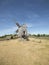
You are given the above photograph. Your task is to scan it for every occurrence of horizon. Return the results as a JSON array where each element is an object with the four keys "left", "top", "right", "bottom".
[
  {"left": 0, "top": 33, "right": 49, "bottom": 37},
  {"left": 0, "top": 0, "right": 49, "bottom": 36}
]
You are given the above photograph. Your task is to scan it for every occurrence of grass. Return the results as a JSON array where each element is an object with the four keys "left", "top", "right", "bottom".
[{"left": 0, "top": 38, "right": 49, "bottom": 65}]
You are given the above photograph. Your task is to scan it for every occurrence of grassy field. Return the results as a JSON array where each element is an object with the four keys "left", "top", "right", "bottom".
[{"left": 0, "top": 38, "right": 49, "bottom": 65}]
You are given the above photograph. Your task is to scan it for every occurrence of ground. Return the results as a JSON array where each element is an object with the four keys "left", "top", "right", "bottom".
[{"left": 0, "top": 38, "right": 49, "bottom": 65}]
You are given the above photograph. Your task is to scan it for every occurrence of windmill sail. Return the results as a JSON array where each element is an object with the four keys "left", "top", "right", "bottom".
[{"left": 16, "top": 23, "right": 21, "bottom": 28}]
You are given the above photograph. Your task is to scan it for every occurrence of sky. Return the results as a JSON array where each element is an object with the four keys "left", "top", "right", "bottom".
[{"left": 0, "top": 0, "right": 49, "bottom": 36}]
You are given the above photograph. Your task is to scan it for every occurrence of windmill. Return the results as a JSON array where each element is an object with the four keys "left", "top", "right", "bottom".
[{"left": 16, "top": 22, "right": 29, "bottom": 40}]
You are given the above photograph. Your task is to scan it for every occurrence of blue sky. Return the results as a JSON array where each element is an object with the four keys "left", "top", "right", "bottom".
[{"left": 0, "top": 0, "right": 49, "bottom": 36}]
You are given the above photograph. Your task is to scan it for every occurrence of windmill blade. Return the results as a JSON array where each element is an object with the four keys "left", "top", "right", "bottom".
[
  {"left": 16, "top": 22, "right": 21, "bottom": 28},
  {"left": 16, "top": 29, "right": 18, "bottom": 33}
]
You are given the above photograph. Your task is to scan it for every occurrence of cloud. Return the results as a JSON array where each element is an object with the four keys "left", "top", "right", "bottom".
[
  {"left": 33, "top": 14, "right": 40, "bottom": 18},
  {"left": 0, "top": 26, "right": 17, "bottom": 36},
  {"left": 26, "top": 23, "right": 33, "bottom": 28},
  {"left": 27, "top": 13, "right": 39, "bottom": 18}
]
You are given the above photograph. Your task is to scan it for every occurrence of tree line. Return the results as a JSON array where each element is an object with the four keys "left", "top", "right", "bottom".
[{"left": 0, "top": 34, "right": 49, "bottom": 38}]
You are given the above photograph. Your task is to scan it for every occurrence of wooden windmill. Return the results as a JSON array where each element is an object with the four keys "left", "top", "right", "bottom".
[{"left": 16, "top": 23, "right": 29, "bottom": 40}]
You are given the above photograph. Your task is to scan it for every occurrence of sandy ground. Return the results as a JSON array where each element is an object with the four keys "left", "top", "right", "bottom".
[{"left": 0, "top": 38, "right": 49, "bottom": 65}]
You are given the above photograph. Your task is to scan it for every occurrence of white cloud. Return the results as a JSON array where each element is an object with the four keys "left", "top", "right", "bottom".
[
  {"left": 26, "top": 13, "right": 40, "bottom": 19},
  {"left": 0, "top": 26, "right": 17, "bottom": 36},
  {"left": 26, "top": 23, "right": 33, "bottom": 28}
]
